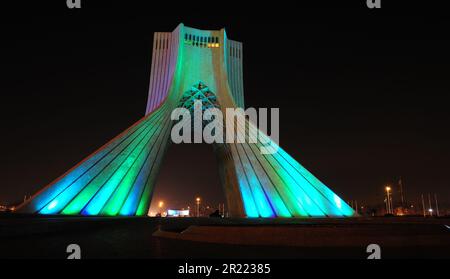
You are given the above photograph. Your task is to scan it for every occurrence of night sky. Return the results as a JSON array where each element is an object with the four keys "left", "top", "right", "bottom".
[{"left": 1, "top": 1, "right": 449, "bottom": 212}]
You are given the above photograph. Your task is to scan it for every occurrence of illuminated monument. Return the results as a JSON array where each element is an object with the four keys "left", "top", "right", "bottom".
[{"left": 17, "top": 24, "right": 355, "bottom": 218}]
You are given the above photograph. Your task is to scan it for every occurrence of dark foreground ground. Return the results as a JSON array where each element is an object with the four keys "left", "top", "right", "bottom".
[{"left": 0, "top": 213, "right": 449, "bottom": 259}]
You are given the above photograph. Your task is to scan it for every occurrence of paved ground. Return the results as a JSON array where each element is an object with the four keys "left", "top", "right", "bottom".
[{"left": 0, "top": 214, "right": 449, "bottom": 259}]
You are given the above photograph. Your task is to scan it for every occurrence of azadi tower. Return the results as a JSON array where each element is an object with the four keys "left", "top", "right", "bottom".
[{"left": 17, "top": 24, "right": 355, "bottom": 218}]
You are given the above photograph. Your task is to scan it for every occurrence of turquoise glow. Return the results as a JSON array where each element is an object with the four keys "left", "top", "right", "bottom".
[
  {"left": 81, "top": 115, "right": 166, "bottom": 215},
  {"left": 246, "top": 142, "right": 310, "bottom": 217},
  {"left": 232, "top": 113, "right": 355, "bottom": 217},
  {"left": 21, "top": 24, "right": 355, "bottom": 219},
  {"left": 239, "top": 143, "right": 292, "bottom": 217},
  {"left": 247, "top": 120, "right": 355, "bottom": 217},
  {"left": 234, "top": 145, "right": 275, "bottom": 218},
  {"left": 47, "top": 200, "right": 58, "bottom": 210},
  {"left": 39, "top": 106, "right": 167, "bottom": 215},
  {"left": 102, "top": 117, "right": 172, "bottom": 216},
  {"left": 229, "top": 145, "right": 261, "bottom": 218},
  {"left": 236, "top": 176, "right": 260, "bottom": 218},
  {"left": 117, "top": 114, "right": 172, "bottom": 216},
  {"left": 36, "top": 115, "right": 151, "bottom": 214}
]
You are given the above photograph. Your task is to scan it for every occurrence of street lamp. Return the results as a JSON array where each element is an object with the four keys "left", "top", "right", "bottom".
[
  {"left": 385, "top": 186, "right": 392, "bottom": 214},
  {"left": 158, "top": 200, "right": 164, "bottom": 216},
  {"left": 196, "top": 197, "right": 201, "bottom": 217}
]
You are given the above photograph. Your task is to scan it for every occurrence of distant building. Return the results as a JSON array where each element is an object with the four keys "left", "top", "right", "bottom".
[{"left": 167, "top": 209, "right": 190, "bottom": 217}]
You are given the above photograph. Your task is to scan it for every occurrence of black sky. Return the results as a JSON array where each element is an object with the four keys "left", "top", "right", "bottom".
[{"left": 0, "top": 1, "right": 449, "bottom": 211}]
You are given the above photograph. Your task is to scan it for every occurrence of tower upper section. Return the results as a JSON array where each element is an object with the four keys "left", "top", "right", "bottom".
[{"left": 145, "top": 23, "right": 244, "bottom": 115}]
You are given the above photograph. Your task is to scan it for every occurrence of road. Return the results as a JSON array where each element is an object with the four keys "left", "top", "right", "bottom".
[{"left": 0, "top": 214, "right": 449, "bottom": 258}]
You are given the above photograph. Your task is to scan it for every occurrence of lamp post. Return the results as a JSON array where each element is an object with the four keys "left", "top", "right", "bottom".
[
  {"left": 196, "top": 197, "right": 201, "bottom": 217},
  {"left": 428, "top": 193, "right": 433, "bottom": 217},
  {"left": 158, "top": 201, "right": 164, "bottom": 216},
  {"left": 385, "top": 186, "right": 392, "bottom": 214},
  {"left": 434, "top": 193, "right": 440, "bottom": 217},
  {"left": 421, "top": 194, "right": 426, "bottom": 217}
]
